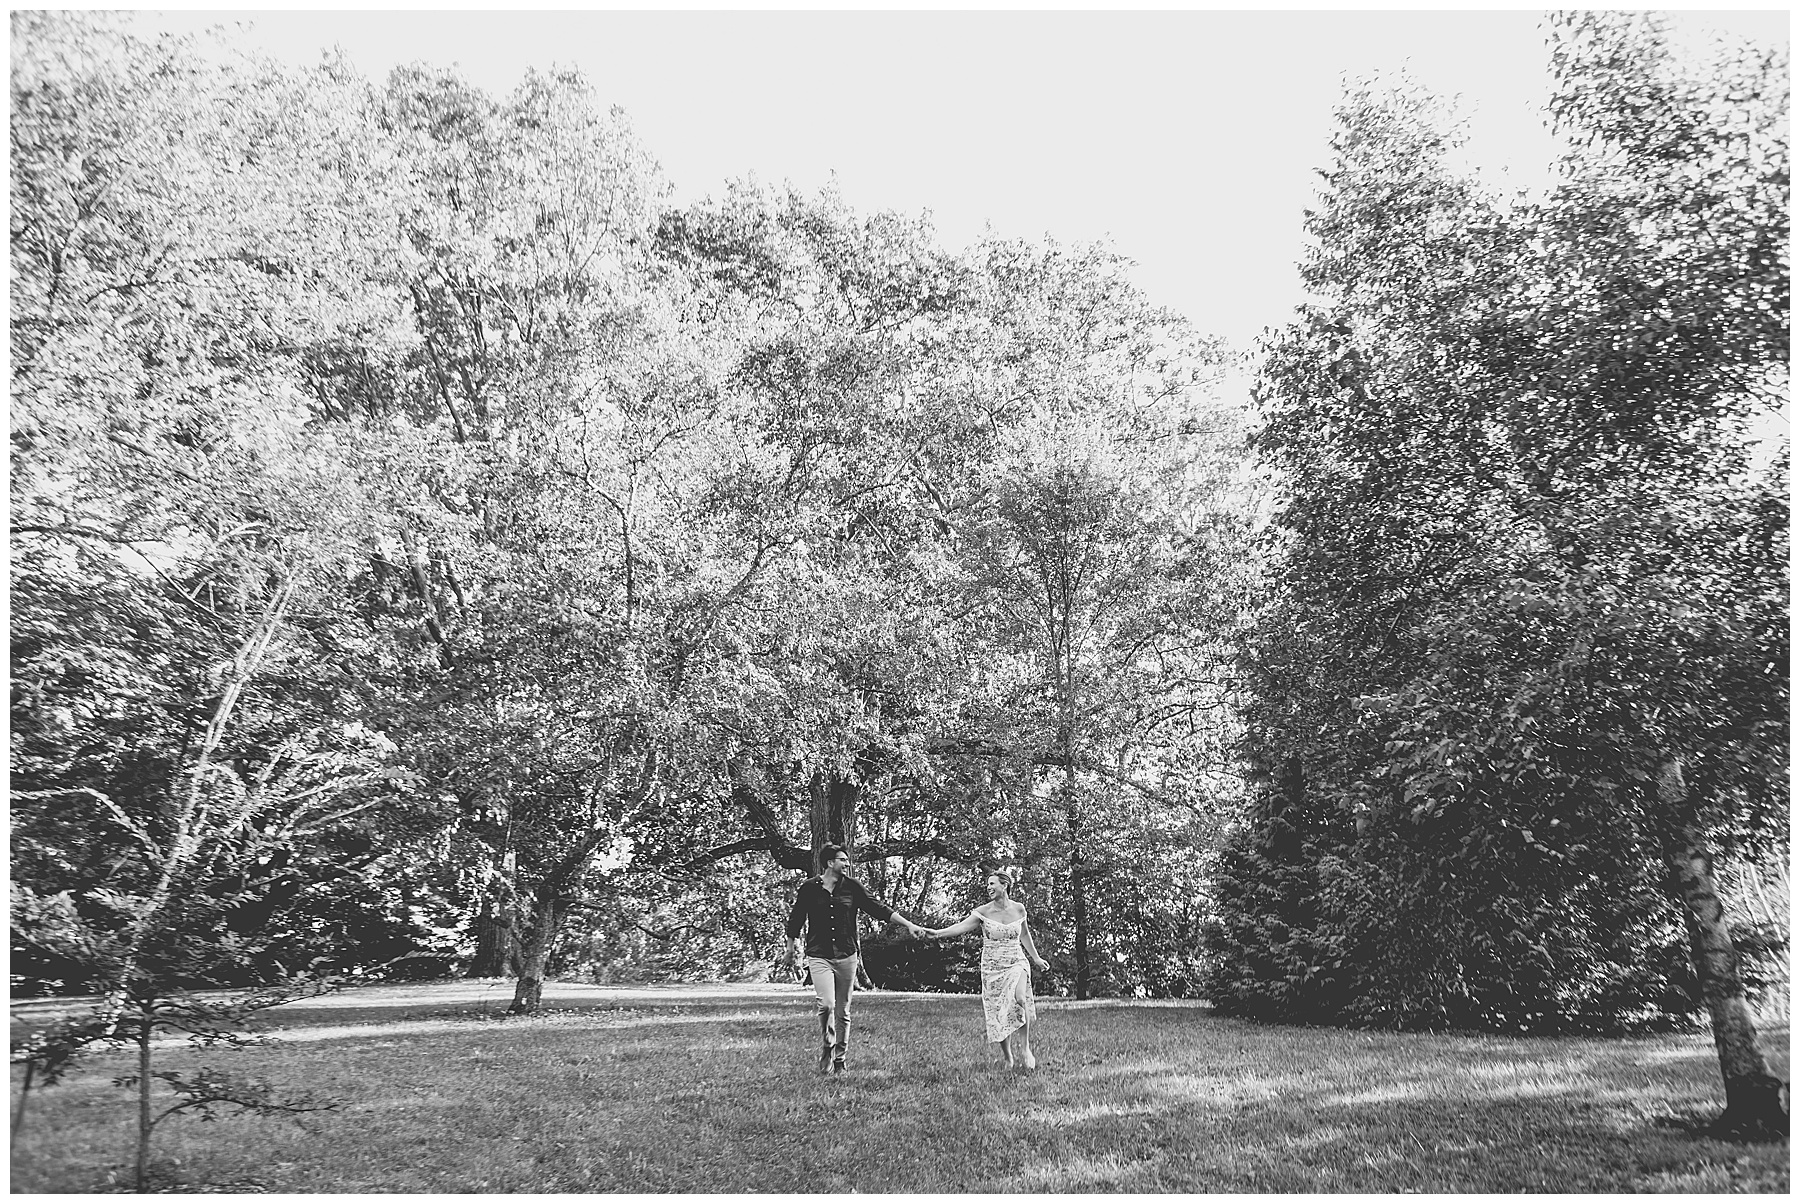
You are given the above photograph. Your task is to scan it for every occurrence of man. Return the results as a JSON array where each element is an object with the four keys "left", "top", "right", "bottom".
[{"left": 785, "top": 844, "right": 925, "bottom": 1075}]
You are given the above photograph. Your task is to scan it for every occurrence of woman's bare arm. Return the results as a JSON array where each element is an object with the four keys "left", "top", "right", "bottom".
[
  {"left": 921, "top": 911, "right": 983, "bottom": 940},
  {"left": 1020, "top": 920, "right": 1048, "bottom": 970}
]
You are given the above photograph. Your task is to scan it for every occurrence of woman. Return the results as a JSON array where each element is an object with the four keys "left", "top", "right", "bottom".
[{"left": 920, "top": 867, "right": 1049, "bottom": 1070}]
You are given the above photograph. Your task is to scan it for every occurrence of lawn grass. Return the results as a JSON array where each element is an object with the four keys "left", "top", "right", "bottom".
[{"left": 10, "top": 982, "right": 1789, "bottom": 1193}]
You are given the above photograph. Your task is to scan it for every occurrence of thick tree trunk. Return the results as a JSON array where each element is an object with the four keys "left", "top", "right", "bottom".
[
  {"left": 828, "top": 776, "right": 859, "bottom": 853},
  {"left": 1659, "top": 759, "right": 1788, "bottom": 1140},
  {"left": 807, "top": 770, "right": 862, "bottom": 868},
  {"left": 509, "top": 893, "right": 567, "bottom": 1015}
]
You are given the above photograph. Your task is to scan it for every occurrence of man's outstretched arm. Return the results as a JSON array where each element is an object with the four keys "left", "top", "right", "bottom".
[{"left": 853, "top": 880, "right": 926, "bottom": 937}]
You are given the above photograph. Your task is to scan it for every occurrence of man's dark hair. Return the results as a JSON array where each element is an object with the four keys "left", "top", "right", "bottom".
[{"left": 819, "top": 844, "right": 849, "bottom": 865}]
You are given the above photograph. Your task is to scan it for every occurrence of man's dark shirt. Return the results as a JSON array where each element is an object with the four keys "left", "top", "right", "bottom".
[{"left": 786, "top": 874, "right": 896, "bottom": 959}]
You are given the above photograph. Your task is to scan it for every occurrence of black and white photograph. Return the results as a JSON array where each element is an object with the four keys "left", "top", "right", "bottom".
[{"left": 9, "top": 5, "right": 1789, "bottom": 1193}]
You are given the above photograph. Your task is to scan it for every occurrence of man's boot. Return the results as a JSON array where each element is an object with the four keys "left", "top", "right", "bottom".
[
  {"left": 817, "top": 1007, "right": 834, "bottom": 1074},
  {"left": 832, "top": 1017, "right": 850, "bottom": 1074}
]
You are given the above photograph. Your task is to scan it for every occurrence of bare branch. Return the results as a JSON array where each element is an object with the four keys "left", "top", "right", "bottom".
[{"left": 13, "top": 786, "right": 163, "bottom": 862}]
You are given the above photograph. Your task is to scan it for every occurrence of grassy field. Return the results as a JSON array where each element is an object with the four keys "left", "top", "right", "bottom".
[{"left": 10, "top": 981, "right": 1789, "bottom": 1193}]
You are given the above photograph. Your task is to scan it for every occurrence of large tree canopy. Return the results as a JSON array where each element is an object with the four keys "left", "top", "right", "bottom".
[{"left": 10, "top": 13, "right": 1250, "bottom": 1012}]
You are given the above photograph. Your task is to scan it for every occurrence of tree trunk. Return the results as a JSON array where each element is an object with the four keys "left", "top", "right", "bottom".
[
  {"left": 508, "top": 893, "right": 567, "bottom": 1015},
  {"left": 135, "top": 1016, "right": 154, "bottom": 1192},
  {"left": 827, "top": 775, "right": 859, "bottom": 854},
  {"left": 808, "top": 770, "right": 829, "bottom": 873},
  {"left": 806, "top": 771, "right": 861, "bottom": 867},
  {"left": 505, "top": 758, "right": 659, "bottom": 1013},
  {"left": 912, "top": 858, "right": 936, "bottom": 917},
  {"left": 12, "top": 1060, "right": 34, "bottom": 1150},
  {"left": 1067, "top": 772, "right": 1089, "bottom": 1001},
  {"left": 398, "top": 526, "right": 447, "bottom": 650},
  {"left": 467, "top": 897, "right": 515, "bottom": 978},
  {"left": 1659, "top": 759, "right": 1788, "bottom": 1140}
]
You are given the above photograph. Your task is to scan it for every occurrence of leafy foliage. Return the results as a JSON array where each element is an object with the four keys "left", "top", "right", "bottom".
[{"left": 1215, "top": 12, "right": 1788, "bottom": 1044}]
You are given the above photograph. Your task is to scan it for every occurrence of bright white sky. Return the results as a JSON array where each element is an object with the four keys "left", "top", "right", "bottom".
[{"left": 131, "top": 6, "right": 1787, "bottom": 358}]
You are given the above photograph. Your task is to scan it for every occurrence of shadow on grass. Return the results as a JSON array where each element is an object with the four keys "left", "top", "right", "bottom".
[{"left": 965, "top": 1013, "right": 1788, "bottom": 1192}]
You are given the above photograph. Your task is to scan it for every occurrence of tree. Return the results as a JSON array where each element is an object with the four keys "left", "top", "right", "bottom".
[
  {"left": 1527, "top": 10, "right": 1788, "bottom": 1134},
  {"left": 10, "top": 14, "right": 1256, "bottom": 1014},
  {"left": 1224, "top": 80, "right": 1698, "bottom": 1033},
  {"left": 10, "top": 12, "right": 449, "bottom": 1003},
  {"left": 312, "top": 62, "right": 686, "bottom": 1012},
  {"left": 1233, "top": 11, "right": 1786, "bottom": 1134},
  {"left": 648, "top": 182, "right": 990, "bottom": 882},
  {"left": 932, "top": 238, "right": 1243, "bottom": 998},
  {"left": 9, "top": 576, "right": 392, "bottom": 1191}
]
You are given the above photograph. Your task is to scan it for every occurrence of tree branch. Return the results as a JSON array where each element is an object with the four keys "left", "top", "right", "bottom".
[{"left": 636, "top": 921, "right": 718, "bottom": 942}]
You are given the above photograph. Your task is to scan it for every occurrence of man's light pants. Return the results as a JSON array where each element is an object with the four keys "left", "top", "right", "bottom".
[{"left": 807, "top": 955, "right": 859, "bottom": 1062}]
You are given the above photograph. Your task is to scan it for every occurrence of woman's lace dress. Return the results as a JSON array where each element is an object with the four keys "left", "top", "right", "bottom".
[{"left": 978, "top": 910, "right": 1035, "bottom": 1043}]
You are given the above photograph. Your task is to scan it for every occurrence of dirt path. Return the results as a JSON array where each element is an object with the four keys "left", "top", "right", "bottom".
[
  {"left": 12, "top": 979, "right": 1212, "bottom": 1030},
  {"left": 9, "top": 980, "right": 825, "bottom": 1027}
]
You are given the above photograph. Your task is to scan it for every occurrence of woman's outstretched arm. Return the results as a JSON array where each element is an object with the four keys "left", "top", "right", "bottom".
[{"left": 920, "top": 912, "right": 982, "bottom": 940}]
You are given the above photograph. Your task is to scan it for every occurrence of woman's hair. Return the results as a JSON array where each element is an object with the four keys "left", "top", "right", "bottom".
[{"left": 988, "top": 866, "right": 1019, "bottom": 892}]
